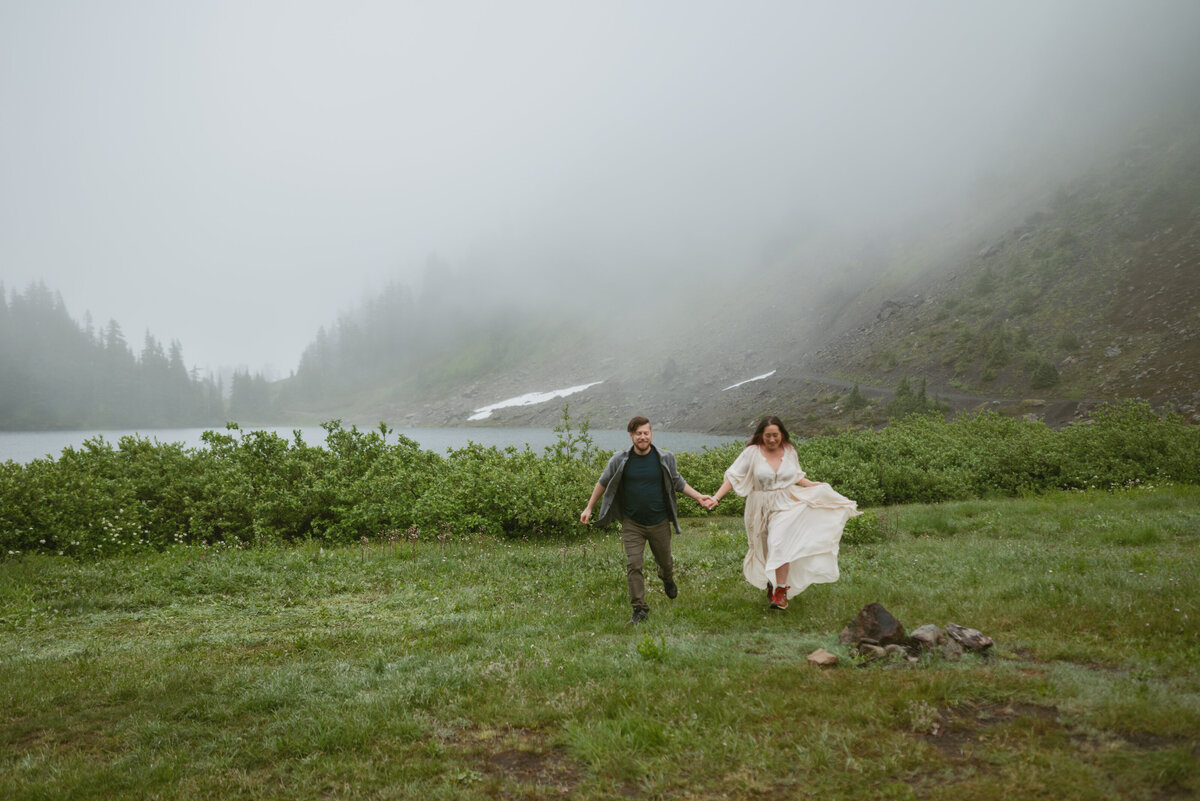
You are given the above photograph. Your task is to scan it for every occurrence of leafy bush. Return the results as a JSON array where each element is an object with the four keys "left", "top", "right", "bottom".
[
  {"left": 0, "top": 435, "right": 201, "bottom": 557},
  {"left": 677, "top": 442, "right": 747, "bottom": 517},
  {"left": 793, "top": 401, "right": 1198, "bottom": 507},
  {"left": 410, "top": 442, "right": 596, "bottom": 538},
  {"left": 1058, "top": 402, "right": 1199, "bottom": 488},
  {"left": 1, "top": 401, "right": 1197, "bottom": 558}
]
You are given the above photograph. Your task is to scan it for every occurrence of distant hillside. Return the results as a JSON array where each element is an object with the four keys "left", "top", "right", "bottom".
[
  {"left": 272, "top": 278, "right": 610, "bottom": 427},
  {"left": 279, "top": 112, "right": 1200, "bottom": 436},
  {"left": 803, "top": 113, "right": 1200, "bottom": 426}
]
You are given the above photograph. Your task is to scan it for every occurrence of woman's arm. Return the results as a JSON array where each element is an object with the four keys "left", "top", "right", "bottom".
[
  {"left": 790, "top": 446, "right": 825, "bottom": 487},
  {"left": 713, "top": 446, "right": 757, "bottom": 507}
]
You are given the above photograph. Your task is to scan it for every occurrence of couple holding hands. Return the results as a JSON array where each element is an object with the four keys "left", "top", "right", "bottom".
[{"left": 581, "top": 415, "right": 860, "bottom": 624}]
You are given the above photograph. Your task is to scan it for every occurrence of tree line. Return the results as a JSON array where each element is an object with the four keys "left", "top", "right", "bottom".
[{"left": 0, "top": 281, "right": 269, "bottom": 429}]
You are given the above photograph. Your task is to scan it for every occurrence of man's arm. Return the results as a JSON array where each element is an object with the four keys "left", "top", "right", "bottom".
[
  {"left": 663, "top": 452, "right": 714, "bottom": 510},
  {"left": 706, "top": 477, "right": 735, "bottom": 510},
  {"left": 681, "top": 482, "right": 715, "bottom": 510},
  {"left": 580, "top": 481, "right": 606, "bottom": 525}
]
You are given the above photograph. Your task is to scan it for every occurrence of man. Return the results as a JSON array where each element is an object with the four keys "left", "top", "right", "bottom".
[{"left": 580, "top": 416, "right": 715, "bottom": 624}]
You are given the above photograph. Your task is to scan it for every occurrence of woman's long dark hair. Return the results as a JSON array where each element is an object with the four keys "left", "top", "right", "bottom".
[{"left": 748, "top": 416, "right": 791, "bottom": 447}]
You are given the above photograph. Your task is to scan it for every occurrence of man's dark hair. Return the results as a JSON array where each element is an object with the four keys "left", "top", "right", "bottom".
[
  {"left": 627, "top": 415, "right": 651, "bottom": 433},
  {"left": 749, "top": 415, "right": 792, "bottom": 447}
]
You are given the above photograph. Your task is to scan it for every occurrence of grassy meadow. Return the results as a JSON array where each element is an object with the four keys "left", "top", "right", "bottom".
[{"left": 2, "top": 485, "right": 1198, "bottom": 800}]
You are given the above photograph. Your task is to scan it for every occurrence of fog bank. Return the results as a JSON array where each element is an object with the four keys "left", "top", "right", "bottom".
[{"left": 3, "top": 1, "right": 1198, "bottom": 374}]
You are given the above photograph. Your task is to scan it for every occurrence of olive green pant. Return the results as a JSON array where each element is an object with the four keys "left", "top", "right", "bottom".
[{"left": 620, "top": 517, "right": 674, "bottom": 611}]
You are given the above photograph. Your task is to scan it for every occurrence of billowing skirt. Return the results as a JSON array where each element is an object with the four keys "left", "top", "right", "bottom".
[{"left": 742, "top": 483, "right": 860, "bottom": 598}]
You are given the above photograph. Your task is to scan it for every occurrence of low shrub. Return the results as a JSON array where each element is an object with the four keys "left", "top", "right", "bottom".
[{"left": 1, "top": 401, "right": 1196, "bottom": 557}]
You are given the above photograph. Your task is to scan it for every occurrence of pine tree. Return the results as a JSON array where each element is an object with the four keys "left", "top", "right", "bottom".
[{"left": 845, "top": 383, "right": 868, "bottom": 411}]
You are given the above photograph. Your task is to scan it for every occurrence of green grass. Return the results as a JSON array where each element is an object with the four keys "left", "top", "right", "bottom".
[{"left": 2, "top": 486, "right": 1198, "bottom": 799}]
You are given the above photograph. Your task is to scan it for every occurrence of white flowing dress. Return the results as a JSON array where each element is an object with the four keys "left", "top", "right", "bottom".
[{"left": 724, "top": 445, "right": 860, "bottom": 599}]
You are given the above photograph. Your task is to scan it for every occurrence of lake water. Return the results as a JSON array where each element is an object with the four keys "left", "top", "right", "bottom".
[{"left": 0, "top": 426, "right": 741, "bottom": 464}]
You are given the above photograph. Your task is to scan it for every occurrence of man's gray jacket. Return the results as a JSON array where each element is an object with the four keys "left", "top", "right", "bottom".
[{"left": 593, "top": 445, "right": 688, "bottom": 534}]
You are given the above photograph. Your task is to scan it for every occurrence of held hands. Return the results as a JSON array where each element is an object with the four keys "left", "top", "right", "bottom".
[{"left": 583, "top": 495, "right": 720, "bottom": 522}]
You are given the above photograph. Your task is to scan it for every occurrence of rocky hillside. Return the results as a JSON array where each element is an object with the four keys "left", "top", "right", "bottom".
[
  {"left": 804, "top": 116, "right": 1200, "bottom": 428},
  {"left": 287, "top": 112, "right": 1200, "bottom": 438}
]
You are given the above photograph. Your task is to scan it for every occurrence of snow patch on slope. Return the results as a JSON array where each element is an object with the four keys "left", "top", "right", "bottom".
[
  {"left": 722, "top": 371, "right": 776, "bottom": 391},
  {"left": 468, "top": 382, "right": 603, "bottom": 421}
]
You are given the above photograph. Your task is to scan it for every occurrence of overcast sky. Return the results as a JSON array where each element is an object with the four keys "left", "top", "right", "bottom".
[{"left": 3, "top": 1, "right": 1197, "bottom": 376}]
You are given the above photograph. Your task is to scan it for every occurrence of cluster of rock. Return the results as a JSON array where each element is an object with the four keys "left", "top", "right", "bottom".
[{"left": 806, "top": 602, "right": 994, "bottom": 668}]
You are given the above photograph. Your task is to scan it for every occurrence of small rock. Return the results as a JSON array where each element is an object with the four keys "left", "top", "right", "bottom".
[
  {"left": 941, "top": 639, "right": 965, "bottom": 661},
  {"left": 858, "top": 643, "right": 888, "bottom": 658},
  {"left": 946, "top": 623, "right": 994, "bottom": 652},
  {"left": 909, "top": 624, "right": 944, "bottom": 650},
  {"left": 807, "top": 648, "right": 839, "bottom": 668}
]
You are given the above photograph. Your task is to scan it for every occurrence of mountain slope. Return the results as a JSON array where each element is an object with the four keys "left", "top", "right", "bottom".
[
  {"left": 280, "top": 112, "right": 1200, "bottom": 436},
  {"left": 806, "top": 115, "right": 1200, "bottom": 422}
]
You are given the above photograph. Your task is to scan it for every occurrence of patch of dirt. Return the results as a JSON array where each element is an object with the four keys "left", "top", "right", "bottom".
[
  {"left": 919, "top": 701, "right": 1062, "bottom": 758},
  {"left": 447, "top": 725, "right": 582, "bottom": 797}
]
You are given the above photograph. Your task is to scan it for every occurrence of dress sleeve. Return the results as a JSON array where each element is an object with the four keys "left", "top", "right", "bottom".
[
  {"left": 788, "top": 446, "right": 806, "bottom": 483},
  {"left": 723, "top": 447, "right": 758, "bottom": 497}
]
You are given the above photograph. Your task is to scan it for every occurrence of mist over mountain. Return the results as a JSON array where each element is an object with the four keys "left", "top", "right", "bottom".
[
  {"left": 274, "top": 104, "right": 1200, "bottom": 435},
  {"left": 807, "top": 113, "right": 1200, "bottom": 405},
  {"left": 5, "top": 105, "right": 1197, "bottom": 435},
  {"left": 4, "top": 2, "right": 1200, "bottom": 434}
]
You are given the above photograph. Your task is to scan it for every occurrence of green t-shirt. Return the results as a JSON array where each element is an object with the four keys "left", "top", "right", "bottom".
[{"left": 621, "top": 448, "right": 668, "bottom": 526}]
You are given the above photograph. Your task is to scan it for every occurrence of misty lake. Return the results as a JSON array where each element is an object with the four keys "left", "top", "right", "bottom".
[{"left": 0, "top": 427, "right": 741, "bottom": 465}]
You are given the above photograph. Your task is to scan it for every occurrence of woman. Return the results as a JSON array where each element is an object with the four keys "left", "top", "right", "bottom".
[{"left": 711, "top": 416, "right": 859, "bottom": 610}]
